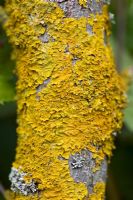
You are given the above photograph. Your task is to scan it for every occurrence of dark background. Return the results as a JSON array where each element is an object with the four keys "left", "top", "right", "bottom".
[{"left": 0, "top": 0, "right": 133, "bottom": 199}]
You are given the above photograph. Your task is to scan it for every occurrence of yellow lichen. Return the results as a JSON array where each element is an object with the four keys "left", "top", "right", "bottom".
[
  {"left": 4, "top": 0, "right": 126, "bottom": 199},
  {"left": 89, "top": 182, "right": 105, "bottom": 200},
  {"left": 78, "top": 0, "right": 87, "bottom": 7}
]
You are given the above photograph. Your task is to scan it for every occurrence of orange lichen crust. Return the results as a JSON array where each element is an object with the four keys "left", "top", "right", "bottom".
[{"left": 4, "top": 0, "right": 126, "bottom": 199}]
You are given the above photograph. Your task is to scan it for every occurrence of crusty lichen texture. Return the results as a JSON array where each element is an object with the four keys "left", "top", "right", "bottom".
[{"left": 4, "top": 0, "right": 126, "bottom": 199}]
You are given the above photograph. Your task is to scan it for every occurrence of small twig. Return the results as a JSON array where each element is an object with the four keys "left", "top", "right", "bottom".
[
  {"left": 0, "top": 183, "right": 6, "bottom": 198},
  {"left": 0, "top": 6, "right": 7, "bottom": 24}
]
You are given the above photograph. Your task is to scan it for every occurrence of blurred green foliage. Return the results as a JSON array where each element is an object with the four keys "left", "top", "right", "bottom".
[
  {"left": 0, "top": 25, "right": 16, "bottom": 104},
  {"left": 126, "top": 0, "right": 133, "bottom": 54},
  {"left": 0, "top": 27, "right": 15, "bottom": 104},
  {"left": 110, "top": 0, "right": 133, "bottom": 132},
  {"left": 123, "top": 0, "right": 133, "bottom": 132},
  {"left": 0, "top": 0, "right": 15, "bottom": 104},
  {"left": 125, "top": 83, "right": 133, "bottom": 132}
]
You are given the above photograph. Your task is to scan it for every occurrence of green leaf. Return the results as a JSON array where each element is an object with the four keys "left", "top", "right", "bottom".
[
  {"left": 0, "top": 75, "right": 15, "bottom": 104},
  {"left": 0, "top": 25, "right": 15, "bottom": 103}
]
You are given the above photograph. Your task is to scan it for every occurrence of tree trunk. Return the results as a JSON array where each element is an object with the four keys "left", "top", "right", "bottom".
[{"left": 4, "top": 0, "right": 126, "bottom": 199}]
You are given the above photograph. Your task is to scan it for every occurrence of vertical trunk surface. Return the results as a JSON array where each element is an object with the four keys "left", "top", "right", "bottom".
[{"left": 4, "top": 0, "right": 126, "bottom": 199}]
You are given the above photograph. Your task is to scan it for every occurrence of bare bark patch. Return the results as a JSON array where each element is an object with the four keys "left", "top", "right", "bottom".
[
  {"left": 69, "top": 149, "right": 107, "bottom": 194},
  {"left": 36, "top": 78, "right": 51, "bottom": 93},
  {"left": 46, "top": 0, "right": 108, "bottom": 18}
]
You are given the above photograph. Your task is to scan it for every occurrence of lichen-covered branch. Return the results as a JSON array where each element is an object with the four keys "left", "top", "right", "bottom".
[{"left": 4, "top": 0, "right": 126, "bottom": 199}]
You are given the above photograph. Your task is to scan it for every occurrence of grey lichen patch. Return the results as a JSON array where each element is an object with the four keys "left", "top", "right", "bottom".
[
  {"left": 46, "top": 0, "right": 106, "bottom": 18},
  {"left": 9, "top": 167, "right": 38, "bottom": 196},
  {"left": 71, "top": 153, "right": 85, "bottom": 169},
  {"left": 69, "top": 149, "right": 107, "bottom": 194}
]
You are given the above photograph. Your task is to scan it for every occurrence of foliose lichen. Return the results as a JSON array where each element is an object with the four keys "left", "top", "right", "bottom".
[
  {"left": 4, "top": 0, "right": 126, "bottom": 199},
  {"left": 9, "top": 167, "right": 38, "bottom": 196},
  {"left": 70, "top": 152, "right": 86, "bottom": 169}
]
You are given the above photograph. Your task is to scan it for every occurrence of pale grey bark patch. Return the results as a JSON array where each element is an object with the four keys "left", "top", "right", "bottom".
[
  {"left": 39, "top": 32, "right": 49, "bottom": 43},
  {"left": 46, "top": 0, "right": 110, "bottom": 18},
  {"left": 39, "top": 24, "right": 55, "bottom": 43},
  {"left": 36, "top": 78, "right": 51, "bottom": 100},
  {"left": 72, "top": 57, "right": 80, "bottom": 65},
  {"left": 68, "top": 149, "right": 107, "bottom": 194},
  {"left": 9, "top": 167, "right": 38, "bottom": 196},
  {"left": 39, "top": 32, "right": 55, "bottom": 43},
  {"left": 86, "top": 24, "right": 93, "bottom": 35},
  {"left": 36, "top": 78, "right": 51, "bottom": 93}
]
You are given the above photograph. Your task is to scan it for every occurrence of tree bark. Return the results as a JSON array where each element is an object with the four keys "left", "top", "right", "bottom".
[{"left": 4, "top": 0, "right": 126, "bottom": 199}]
